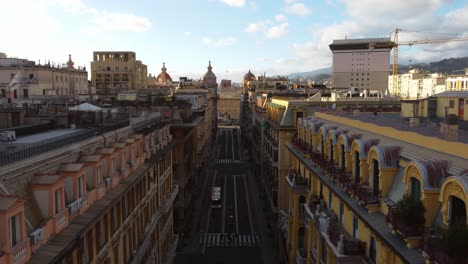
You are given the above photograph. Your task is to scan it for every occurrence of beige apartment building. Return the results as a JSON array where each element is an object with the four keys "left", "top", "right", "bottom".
[
  {"left": 0, "top": 55, "right": 88, "bottom": 105},
  {"left": 329, "top": 38, "right": 394, "bottom": 92},
  {"left": 388, "top": 69, "right": 446, "bottom": 99},
  {"left": 0, "top": 113, "right": 178, "bottom": 264},
  {"left": 91, "top": 51, "right": 148, "bottom": 98}
]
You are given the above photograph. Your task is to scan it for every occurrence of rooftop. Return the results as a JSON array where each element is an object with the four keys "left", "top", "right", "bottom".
[
  {"left": 430, "top": 91, "right": 468, "bottom": 98},
  {"left": 326, "top": 111, "right": 468, "bottom": 144}
]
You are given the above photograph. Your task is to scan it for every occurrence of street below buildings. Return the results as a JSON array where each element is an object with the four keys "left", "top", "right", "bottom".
[{"left": 175, "top": 126, "right": 278, "bottom": 264}]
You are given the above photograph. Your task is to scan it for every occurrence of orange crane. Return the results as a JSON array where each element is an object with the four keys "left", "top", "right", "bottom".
[{"left": 390, "top": 28, "right": 468, "bottom": 96}]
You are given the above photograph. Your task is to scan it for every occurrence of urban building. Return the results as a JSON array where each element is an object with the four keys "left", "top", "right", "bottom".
[
  {"left": 218, "top": 82, "right": 242, "bottom": 123},
  {"left": 285, "top": 110, "right": 467, "bottom": 264},
  {"left": 446, "top": 69, "right": 468, "bottom": 91},
  {"left": 91, "top": 51, "right": 148, "bottom": 98},
  {"left": 171, "top": 72, "right": 217, "bottom": 234},
  {"left": 401, "top": 91, "right": 468, "bottom": 123},
  {"left": 388, "top": 69, "right": 446, "bottom": 99},
  {"left": 0, "top": 55, "right": 88, "bottom": 106},
  {"left": 0, "top": 109, "right": 178, "bottom": 263},
  {"left": 329, "top": 38, "right": 394, "bottom": 92}
]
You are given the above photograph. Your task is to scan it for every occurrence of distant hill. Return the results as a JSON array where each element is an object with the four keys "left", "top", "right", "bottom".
[
  {"left": 288, "top": 67, "right": 332, "bottom": 80},
  {"left": 428, "top": 57, "right": 468, "bottom": 74}
]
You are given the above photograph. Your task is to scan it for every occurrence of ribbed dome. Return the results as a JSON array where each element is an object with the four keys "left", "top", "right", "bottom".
[
  {"left": 203, "top": 61, "right": 217, "bottom": 79},
  {"left": 203, "top": 61, "right": 217, "bottom": 87},
  {"left": 243, "top": 70, "right": 256, "bottom": 81},
  {"left": 157, "top": 62, "right": 172, "bottom": 83}
]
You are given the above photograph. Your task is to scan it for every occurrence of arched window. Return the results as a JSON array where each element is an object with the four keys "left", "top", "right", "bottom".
[
  {"left": 372, "top": 159, "right": 379, "bottom": 195},
  {"left": 354, "top": 151, "right": 360, "bottom": 184},
  {"left": 450, "top": 196, "right": 466, "bottom": 226},
  {"left": 340, "top": 144, "right": 345, "bottom": 171},
  {"left": 410, "top": 177, "right": 421, "bottom": 200}
]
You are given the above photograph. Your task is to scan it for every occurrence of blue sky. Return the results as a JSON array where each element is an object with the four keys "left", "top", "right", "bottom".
[{"left": 2, "top": 0, "right": 468, "bottom": 82}]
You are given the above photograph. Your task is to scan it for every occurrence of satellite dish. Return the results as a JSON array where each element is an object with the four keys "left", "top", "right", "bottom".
[{"left": 332, "top": 103, "right": 336, "bottom": 110}]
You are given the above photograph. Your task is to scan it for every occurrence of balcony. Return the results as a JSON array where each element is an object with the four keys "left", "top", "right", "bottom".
[
  {"left": 10, "top": 238, "right": 30, "bottom": 264},
  {"left": 385, "top": 206, "right": 424, "bottom": 239},
  {"left": 420, "top": 229, "right": 454, "bottom": 264},
  {"left": 354, "top": 184, "right": 380, "bottom": 207},
  {"left": 53, "top": 208, "right": 68, "bottom": 233},
  {"left": 286, "top": 170, "right": 308, "bottom": 189},
  {"left": 162, "top": 185, "right": 179, "bottom": 214},
  {"left": 296, "top": 248, "right": 307, "bottom": 264},
  {"left": 310, "top": 205, "right": 366, "bottom": 259},
  {"left": 290, "top": 138, "right": 309, "bottom": 155}
]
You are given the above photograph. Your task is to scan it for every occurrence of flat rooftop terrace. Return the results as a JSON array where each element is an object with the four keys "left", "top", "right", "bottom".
[
  {"left": 7, "top": 129, "right": 86, "bottom": 145},
  {"left": 323, "top": 111, "right": 468, "bottom": 144}
]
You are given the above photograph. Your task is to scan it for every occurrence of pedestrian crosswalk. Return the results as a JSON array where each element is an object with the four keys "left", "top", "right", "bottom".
[
  {"left": 217, "top": 159, "right": 242, "bottom": 164},
  {"left": 199, "top": 233, "right": 260, "bottom": 247}
]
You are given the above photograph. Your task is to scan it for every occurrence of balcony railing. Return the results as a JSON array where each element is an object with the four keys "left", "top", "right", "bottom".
[
  {"left": 291, "top": 138, "right": 309, "bottom": 154},
  {"left": 385, "top": 206, "right": 424, "bottom": 238},
  {"left": 296, "top": 248, "right": 307, "bottom": 264},
  {"left": 420, "top": 229, "right": 453, "bottom": 264},
  {"left": 10, "top": 238, "right": 29, "bottom": 264},
  {"left": 286, "top": 170, "right": 308, "bottom": 188},
  {"left": 355, "top": 184, "right": 380, "bottom": 206},
  {"left": 310, "top": 204, "right": 366, "bottom": 257}
]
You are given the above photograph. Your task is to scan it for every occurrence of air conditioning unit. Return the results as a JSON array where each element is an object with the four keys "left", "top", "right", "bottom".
[
  {"left": 68, "top": 198, "right": 84, "bottom": 214},
  {"left": 128, "top": 160, "right": 136, "bottom": 168},
  {"left": 104, "top": 177, "right": 112, "bottom": 187},
  {"left": 119, "top": 167, "right": 126, "bottom": 176},
  {"left": 30, "top": 228, "right": 44, "bottom": 245}
]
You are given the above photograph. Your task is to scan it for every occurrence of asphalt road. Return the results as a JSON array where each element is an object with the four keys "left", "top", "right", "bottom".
[{"left": 175, "top": 126, "right": 277, "bottom": 264}]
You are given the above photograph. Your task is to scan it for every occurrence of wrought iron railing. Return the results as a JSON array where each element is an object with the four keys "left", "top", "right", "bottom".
[{"left": 385, "top": 206, "right": 424, "bottom": 238}]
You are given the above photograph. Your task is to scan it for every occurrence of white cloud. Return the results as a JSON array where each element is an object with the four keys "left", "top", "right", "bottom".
[
  {"left": 265, "top": 23, "right": 289, "bottom": 38},
  {"left": 88, "top": 13, "right": 151, "bottom": 33},
  {"left": 284, "top": 2, "right": 311, "bottom": 16},
  {"left": 245, "top": 17, "right": 289, "bottom": 39},
  {"left": 202, "top": 37, "right": 238, "bottom": 47},
  {"left": 284, "top": 0, "right": 297, "bottom": 3},
  {"left": 275, "top": 14, "right": 287, "bottom": 22},
  {"left": 53, "top": 0, "right": 86, "bottom": 13},
  {"left": 245, "top": 21, "right": 267, "bottom": 33},
  {"left": 217, "top": 0, "right": 246, "bottom": 7}
]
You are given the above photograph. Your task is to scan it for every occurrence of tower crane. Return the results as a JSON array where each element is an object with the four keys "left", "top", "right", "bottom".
[{"left": 390, "top": 28, "right": 468, "bottom": 96}]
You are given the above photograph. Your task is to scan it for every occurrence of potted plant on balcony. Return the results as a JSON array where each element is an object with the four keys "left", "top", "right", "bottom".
[
  {"left": 391, "top": 194, "right": 425, "bottom": 247},
  {"left": 432, "top": 224, "right": 468, "bottom": 264}
]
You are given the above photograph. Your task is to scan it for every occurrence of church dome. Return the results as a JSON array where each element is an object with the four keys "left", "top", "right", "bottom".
[
  {"left": 243, "top": 70, "right": 256, "bottom": 81},
  {"left": 203, "top": 61, "right": 217, "bottom": 87},
  {"left": 203, "top": 61, "right": 217, "bottom": 79},
  {"left": 156, "top": 62, "right": 172, "bottom": 83}
]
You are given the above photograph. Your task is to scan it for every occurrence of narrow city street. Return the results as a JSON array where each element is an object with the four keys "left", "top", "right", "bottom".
[{"left": 175, "top": 127, "right": 278, "bottom": 264}]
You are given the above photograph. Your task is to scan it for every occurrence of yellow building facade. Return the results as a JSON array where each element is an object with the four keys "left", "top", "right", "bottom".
[
  {"left": 286, "top": 112, "right": 468, "bottom": 264},
  {"left": 91, "top": 51, "right": 148, "bottom": 98}
]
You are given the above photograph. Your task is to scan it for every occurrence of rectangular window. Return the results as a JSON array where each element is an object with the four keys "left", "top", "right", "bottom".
[
  {"left": 99, "top": 219, "right": 105, "bottom": 248},
  {"left": 96, "top": 166, "right": 102, "bottom": 185},
  {"left": 328, "top": 190, "right": 332, "bottom": 209},
  {"left": 369, "top": 237, "right": 377, "bottom": 263},
  {"left": 29, "top": 73, "right": 34, "bottom": 79},
  {"left": 319, "top": 181, "right": 323, "bottom": 198},
  {"left": 353, "top": 216, "right": 359, "bottom": 239},
  {"left": 78, "top": 176, "right": 84, "bottom": 198},
  {"left": 1, "top": 89, "right": 5, "bottom": 97},
  {"left": 339, "top": 203, "right": 344, "bottom": 223},
  {"left": 449, "top": 100, "right": 455, "bottom": 108},
  {"left": 55, "top": 189, "right": 62, "bottom": 214},
  {"left": 23, "top": 89, "right": 29, "bottom": 98},
  {"left": 9, "top": 213, "right": 20, "bottom": 247},
  {"left": 320, "top": 238, "right": 327, "bottom": 264}
]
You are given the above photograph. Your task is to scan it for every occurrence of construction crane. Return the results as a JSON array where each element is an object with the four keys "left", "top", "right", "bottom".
[{"left": 390, "top": 28, "right": 468, "bottom": 96}]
